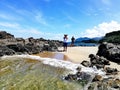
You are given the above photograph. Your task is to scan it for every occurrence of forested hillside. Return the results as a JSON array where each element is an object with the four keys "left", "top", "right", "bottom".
[{"left": 99, "top": 30, "right": 120, "bottom": 44}]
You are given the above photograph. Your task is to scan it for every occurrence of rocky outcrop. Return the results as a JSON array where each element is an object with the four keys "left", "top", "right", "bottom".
[
  {"left": 0, "top": 31, "right": 63, "bottom": 56},
  {"left": 81, "top": 54, "right": 110, "bottom": 69},
  {"left": 97, "top": 42, "right": 120, "bottom": 64},
  {"left": 0, "top": 31, "right": 14, "bottom": 39},
  {"left": 0, "top": 46, "right": 15, "bottom": 56},
  {"left": 64, "top": 53, "right": 119, "bottom": 90}
]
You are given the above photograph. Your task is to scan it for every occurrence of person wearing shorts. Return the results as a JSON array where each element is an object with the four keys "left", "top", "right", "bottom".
[{"left": 63, "top": 34, "right": 68, "bottom": 51}]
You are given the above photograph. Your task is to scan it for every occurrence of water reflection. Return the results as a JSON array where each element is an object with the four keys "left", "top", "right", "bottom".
[{"left": 36, "top": 52, "right": 70, "bottom": 61}]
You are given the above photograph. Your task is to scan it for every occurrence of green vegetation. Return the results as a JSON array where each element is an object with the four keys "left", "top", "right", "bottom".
[
  {"left": 0, "top": 57, "right": 82, "bottom": 90},
  {"left": 99, "top": 30, "right": 120, "bottom": 44}
]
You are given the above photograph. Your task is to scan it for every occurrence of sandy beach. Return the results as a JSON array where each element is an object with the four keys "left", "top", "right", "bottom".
[
  {"left": 60, "top": 46, "right": 98, "bottom": 63},
  {"left": 36, "top": 46, "right": 120, "bottom": 75},
  {"left": 59, "top": 46, "right": 120, "bottom": 72}
]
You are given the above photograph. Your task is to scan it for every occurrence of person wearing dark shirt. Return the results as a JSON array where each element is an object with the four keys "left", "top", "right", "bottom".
[{"left": 71, "top": 36, "right": 75, "bottom": 46}]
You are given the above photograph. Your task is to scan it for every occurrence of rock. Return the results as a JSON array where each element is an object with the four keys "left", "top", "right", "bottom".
[
  {"left": 0, "top": 31, "right": 63, "bottom": 56},
  {"left": 104, "top": 67, "right": 118, "bottom": 75},
  {"left": 89, "top": 54, "right": 110, "bottom": 69},
  {"left": 76, "top": 71, "right": 82, "bottom": 77},
  {"left": 64, "top": 74, "right": 77, "bottom": 81},
  {"left": 95, "top": 64, "right": 105, "bottom": 69},
  {"left": 64, "top": 71, "right": 92, "bottom": 83},
  {"left": 92, "top": 75, "right": 103, "bottom": 82},
  {"left": 77, "top": 72, "right": 92, "bottom": 81},
  {"left": 107, "top": 78, "right": 120, "bottom": 89},
  {"left": 76, "top": 66, "right": 82, "bottom": 72},
  {"left": 81, "top": 61, "right": 91, "bottom": 67},
  {"left": 97, "top": 42, "right": 120, "bottom": 63},
  {"left": 7, "top": 44, "right": 28, "bottom": 53},
  {"left": 0, "top": 31, "right": 14, "bottom": 39},
  {"left": 0, "top": 46, "right": 15, "bottom": 56},
  {"left": 42, "top": 44, "right": 51, "bottom": 51},
  {"left": 24, "top": 44, "right": 42, "bottom": 54}
]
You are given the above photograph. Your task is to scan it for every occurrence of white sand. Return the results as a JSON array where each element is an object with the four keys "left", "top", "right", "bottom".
[
  {"left": 59, "top": 46, "right": 98, "bottom": 63},
  {"left": 59, "top": 46, "right": 120, "bottom": 72}
]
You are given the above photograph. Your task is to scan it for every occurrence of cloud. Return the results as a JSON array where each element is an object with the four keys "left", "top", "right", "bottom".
[
  {"left": 16, "top": 29, "right": 43, "bottom": 35},
  {"left": 101, "top": 0, "right": 111, "bottom": 5},
  {"left": 0, "top": 13, "right": 20, "bottom": 21},
  {"left": 67, "top": 15, "right": 79, "bottom": 23},
  {"left": 5, "top": 27, "right": 63, "bottom": 40},
  {"left": 0, "top": 14, "right": 10, "bottom": 20},
  {"left": 0, "top": 22, "right": 20, "bottom": 28},
  {"left": 7, "top": 28, "right": 44, "bottom": 38},
  {"left": 35, "top": 12, "right": 48, "bottom": 26},
  {"left": 65, "top": 0, "right": 76, "bottom": 7},
  {"left": 82, "top": 21, "right": 120, "bottom": 38},
  {"left": 64, "top": 24, "right": 71, "bottom": 28}
]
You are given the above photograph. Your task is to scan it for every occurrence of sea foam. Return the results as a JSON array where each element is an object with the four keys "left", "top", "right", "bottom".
[{"left": 1, "top": 55, "right": 106, "bottom": 75}]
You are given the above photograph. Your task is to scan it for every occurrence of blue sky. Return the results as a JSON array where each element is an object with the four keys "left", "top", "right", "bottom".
[{"left": 0, "top": 0, "right": 120, "bottom": 41}]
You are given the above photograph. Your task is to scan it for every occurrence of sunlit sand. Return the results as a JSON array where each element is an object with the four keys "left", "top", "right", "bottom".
[
  {"left": 34, "top": 47, "right": 120, "bottom": 75},
  {"left": 59, "top": 46, "right": 98, "bottom": 63},
  {"left": 59, "top": 46, "right": 120, "bottom": 73}
]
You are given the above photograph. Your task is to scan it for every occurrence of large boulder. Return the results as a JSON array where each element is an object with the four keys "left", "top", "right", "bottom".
[
  {"left": 25, "top": 43, "right": 42, "bottom": 54},
  {"left": 97, "top": 42, "right": 120, "bottom": 63},
  {"left": 0, "top": 31, "right": 14, "bottom": 39},
  {"left": 88, "top": 54, "right": 110, "bottom": 69},
  {"left": 0, "top": 46, "right": 15, "bottom": 56},
  {"left": 7, "top": 44, "right": 28, "bottom": 53}
]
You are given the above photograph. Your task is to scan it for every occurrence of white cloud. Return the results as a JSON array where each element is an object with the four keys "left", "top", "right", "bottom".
[
  {"left": 82, "top": 21, "right": 120, "bottom": 38},
  {"left": 16, "top": 29, "right": 43, "bottom": 35},
  {"left": 67, "top": 15, "right": 79, "bottom": 23},
  {"left": 35, "top": 12, "right": 48, "bottom": 26},
  {"left": 101, "top": 0, "right": 111, "bottom": 5},
  {"left": 0, "top": 22, "right": 20, "bottom": 28},
  {"left": 0, "top": 13, "right": 20, "bottom": 21},
  {"left": 64, "top": 24, "right": 71, "bottom": 28},
  {"left": 7, "top": 28, "right": 63, "bottom": 40},
  {"left": 43, "top": 33, "right": 64, "bottom": 40}
]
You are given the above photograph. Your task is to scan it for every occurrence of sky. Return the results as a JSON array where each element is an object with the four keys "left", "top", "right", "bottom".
[{"left": 0, "top": 0, "right": 120, "bottom": 41}]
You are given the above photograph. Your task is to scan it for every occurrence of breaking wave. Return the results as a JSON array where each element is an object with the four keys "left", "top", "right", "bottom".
[{"left": 1, "top": 54, "right": 106, "bottom": 75}]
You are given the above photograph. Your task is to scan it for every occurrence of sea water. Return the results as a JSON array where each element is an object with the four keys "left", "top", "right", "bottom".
[{"left": 0, "top": 55, "right": 106, "bottom": 90}]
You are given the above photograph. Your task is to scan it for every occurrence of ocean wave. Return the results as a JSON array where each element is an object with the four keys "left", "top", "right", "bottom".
[{"left": 1, "top": 55, "right": 106, "bottom": 75}]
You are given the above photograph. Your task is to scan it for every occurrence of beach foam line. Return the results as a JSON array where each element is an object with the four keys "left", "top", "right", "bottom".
[{"left": 1, "top": 55, "right": 106, "bottom": 75}]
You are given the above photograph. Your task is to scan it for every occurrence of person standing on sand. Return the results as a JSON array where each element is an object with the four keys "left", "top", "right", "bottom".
[
  {"left": 71, "top": 36, "right": 75, "bottom": 46},
  {"left": 63, "top": 34, "right": 68, "bottom": 51}
]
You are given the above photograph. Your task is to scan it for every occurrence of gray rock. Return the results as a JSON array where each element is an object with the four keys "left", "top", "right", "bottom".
[
  {"left": 0, "top": 46, "right": 15, "bottom": 56},
  {"left": 81, "top": 61, "right": 91, "bottom": 67},
  {"left": 97, "top": 42, "right": 120, "bottom": 63}
]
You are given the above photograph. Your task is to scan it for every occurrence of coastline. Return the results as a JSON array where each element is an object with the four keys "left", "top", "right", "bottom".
[
  {"left": 58, "top": 46, "right": 120, "bottom": 76},
  {"left": 1, "top": 46, "right": 120, "bottom": 89},
  {"left": 35, "top": 46, "right": 120, "bottom": 72}
]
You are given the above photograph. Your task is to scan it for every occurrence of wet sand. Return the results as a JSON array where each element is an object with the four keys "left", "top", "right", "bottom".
[
  {"left": 35, "top": 47, "right": 120, "bottom": 72},
  {"left": 35, "top": 51, "right": 70, "bottom": 61}
]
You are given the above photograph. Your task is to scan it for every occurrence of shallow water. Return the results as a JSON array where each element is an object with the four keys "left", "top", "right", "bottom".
[
  {"left": 0, "top": 53, "right": 105, "bottom": 90},
  {"left": 0, "top": 55, "right": 83, "bottom": 90},
  {"left": 36, "top": 51, "right": 70, "bottom": 61}
]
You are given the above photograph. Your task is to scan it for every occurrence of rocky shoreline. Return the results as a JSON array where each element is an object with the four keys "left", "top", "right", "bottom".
[
  {"left": 64, "top": 42, "right": 120, "bottom": 90},
  {"left": 0, "top": 31, "right": 120, "bottom": 90},
  {"left": 0, "top": 31, "right": 63, "bottom": 56},
  {"left": 97, "top": 42, "right": 120, "bottom": 64},
  {"left": 64, "top": 54, "right": 120, "bottom": 90}
]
